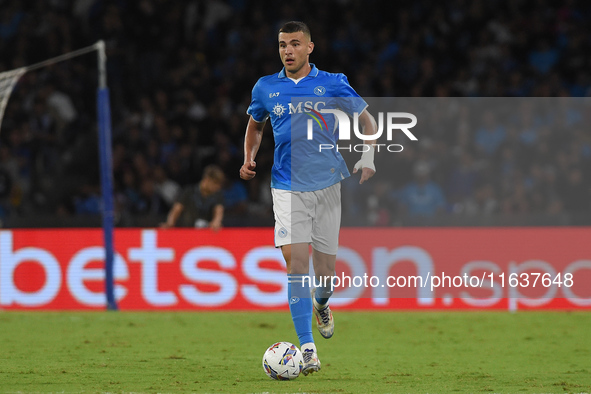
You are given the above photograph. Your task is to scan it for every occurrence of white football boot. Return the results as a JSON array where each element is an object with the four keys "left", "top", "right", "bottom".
[
  {"left": 312, "top": 288, "right": 334, "bottom": 339},
  {"left": 301, "top": 344, "right": 321, "bottom": 375}
]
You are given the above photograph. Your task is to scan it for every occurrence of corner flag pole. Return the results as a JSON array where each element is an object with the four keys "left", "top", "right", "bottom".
[{"left": 96, "top": 40, "right": 118, "bottom": 310}]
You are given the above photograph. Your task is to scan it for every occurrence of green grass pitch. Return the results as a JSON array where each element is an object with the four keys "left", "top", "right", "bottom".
[{"left": 1, "top": 311, "right": 590, "bottom": 393}]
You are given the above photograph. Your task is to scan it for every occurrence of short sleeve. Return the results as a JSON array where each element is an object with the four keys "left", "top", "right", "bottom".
[
  {"left": 246, "top": 79, "right": 270, "bottom": 122},
  {"left": 334, "top": 74, "right": 368, "bottom": 117}
]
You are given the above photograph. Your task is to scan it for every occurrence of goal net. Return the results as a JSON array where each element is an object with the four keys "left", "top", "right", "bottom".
[
  {"left": 0, "top": 42, "right": 117, "bottom": 310},
  {"left": 0, "top": 68, "right": 26, "bottom": 133}
]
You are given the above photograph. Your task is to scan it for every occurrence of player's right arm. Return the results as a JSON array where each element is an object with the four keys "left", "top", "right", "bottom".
[
  {"left": 242, "top": 78, "right": 269, "bottom": 180},
  {"left": 240, "top": 116, "right": 266, "bottom": 180}
]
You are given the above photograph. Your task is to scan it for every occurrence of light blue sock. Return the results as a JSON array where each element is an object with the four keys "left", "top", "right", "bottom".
[
  {"left": 287, "top": 274, "right": 313, "bottom": 347},
  {"left": 314, "top": 274, "right": 334, "bottom": 306}
]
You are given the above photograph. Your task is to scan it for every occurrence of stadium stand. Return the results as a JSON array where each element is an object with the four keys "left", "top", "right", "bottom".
[{"left": 0, "top": 0, "right": 590, "bottom": 227}]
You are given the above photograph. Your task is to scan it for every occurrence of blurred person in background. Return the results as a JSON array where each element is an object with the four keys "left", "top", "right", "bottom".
[{"left": 160, "top": 164, "right": 225, "bottom": 230}]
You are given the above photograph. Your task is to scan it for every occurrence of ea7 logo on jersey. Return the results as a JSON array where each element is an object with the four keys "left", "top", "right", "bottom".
[{"left": 269, "top": 92, "right": 280, "bottom": 98}]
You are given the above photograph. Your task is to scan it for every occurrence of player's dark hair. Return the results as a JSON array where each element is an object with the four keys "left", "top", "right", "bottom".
[{"left": 279, "top": 21, "right": 311, "bottom": 40}]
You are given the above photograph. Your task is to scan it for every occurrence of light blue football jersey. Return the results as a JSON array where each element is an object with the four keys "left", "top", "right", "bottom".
[{"left": 247, "top": 64, "right": 367, "bottom": 192}]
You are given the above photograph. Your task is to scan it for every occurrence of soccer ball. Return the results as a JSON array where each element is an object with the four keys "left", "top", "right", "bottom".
[{"left": 262, "top": 342, "right": 303, "bottom": 380}]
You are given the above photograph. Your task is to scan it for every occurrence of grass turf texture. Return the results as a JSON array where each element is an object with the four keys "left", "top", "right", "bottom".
[{"left": 0, "top": 311, "right": 590, "bottom": 393}]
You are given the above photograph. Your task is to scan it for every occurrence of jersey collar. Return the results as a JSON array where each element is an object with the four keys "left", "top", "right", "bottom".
[{"left": 278, "top": 63, "right": 319, "bottom": 79}]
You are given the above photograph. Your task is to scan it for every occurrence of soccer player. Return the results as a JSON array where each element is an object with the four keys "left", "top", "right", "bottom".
[{"left": 239, "top": 21, "right": 377, "bottom": 375}]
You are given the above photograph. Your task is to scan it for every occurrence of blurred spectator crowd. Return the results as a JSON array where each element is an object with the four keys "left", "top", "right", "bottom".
[{"left": 0, "top": 0, "right": 590, "bottom": 227}]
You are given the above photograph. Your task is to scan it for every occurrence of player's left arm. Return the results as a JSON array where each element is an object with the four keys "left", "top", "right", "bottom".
[
  {"left": 353, "top": 108, "right": 378, "bottom": 184},
  {"left": 210, "top": 204, "right": 224, "bottom": 232}
]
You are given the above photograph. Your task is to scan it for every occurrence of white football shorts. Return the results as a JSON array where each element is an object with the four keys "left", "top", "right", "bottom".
[{"left": 271, "top": 182, "right": 341, "bottom": 255}]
